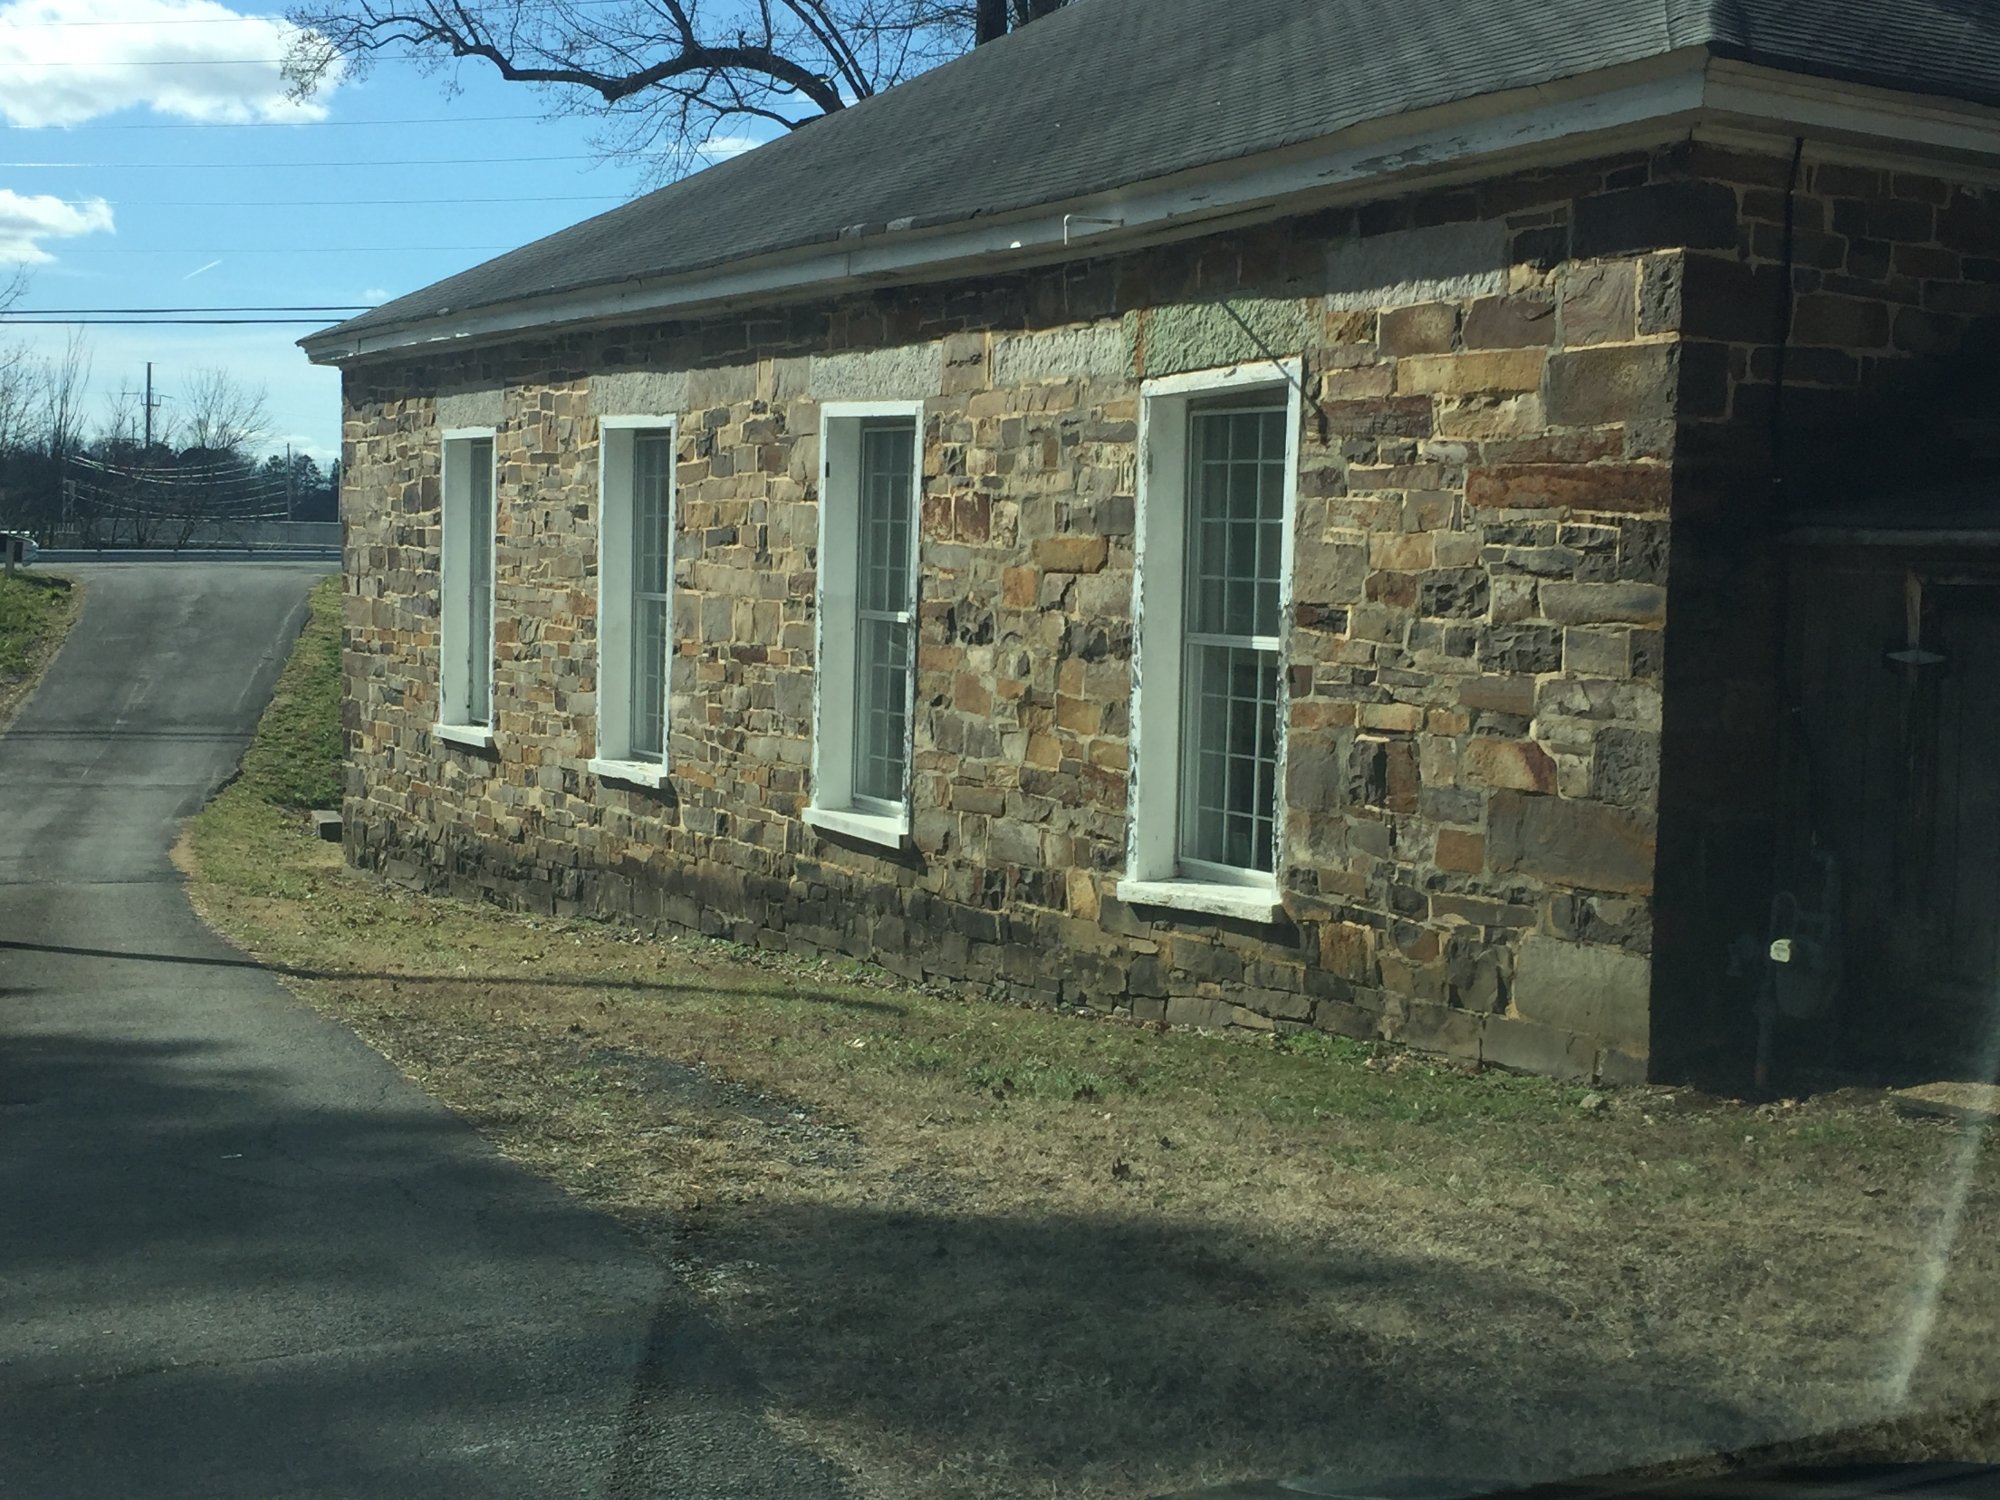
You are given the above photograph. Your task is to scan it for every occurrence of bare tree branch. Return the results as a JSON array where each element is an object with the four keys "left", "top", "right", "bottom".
[{"left": 285, "top": 0, "right": 1070, "bottom": 178}]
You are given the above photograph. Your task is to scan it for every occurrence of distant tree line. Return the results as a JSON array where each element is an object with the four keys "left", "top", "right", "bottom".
[{"left": 0, "top": 283, "right": 337, "bottom": 547}]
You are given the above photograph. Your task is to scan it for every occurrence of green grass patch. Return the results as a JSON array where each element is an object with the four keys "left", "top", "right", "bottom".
[
  {"left": 0, "top": 570, "right": 76, "bottom": 685},
  {"left": 230, "top": 574, "right": 343, "bottom": 811},
  {"left": 183, "top": 575, "right": 341, "bottom": 899}
]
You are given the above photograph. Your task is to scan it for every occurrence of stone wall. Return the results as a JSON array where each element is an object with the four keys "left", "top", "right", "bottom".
[
  {"left": 1649, "top": 148, "right": 2000, "bottom": 1076},
  {"left": 338, "top": 141, "right": 1990, "bottom": 1083}
]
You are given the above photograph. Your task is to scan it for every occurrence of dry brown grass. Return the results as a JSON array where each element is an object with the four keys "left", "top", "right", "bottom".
[{"left": 177, "top": 822, "right": 2000, "bottom": 1500}]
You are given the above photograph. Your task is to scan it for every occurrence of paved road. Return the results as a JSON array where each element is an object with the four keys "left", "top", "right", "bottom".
[{"left": 0, "top": 564, "right": 848, "bottom": 1498}]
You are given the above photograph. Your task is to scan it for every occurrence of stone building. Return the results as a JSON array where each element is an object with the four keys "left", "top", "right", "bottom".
[{"left": 304, "top": 0, "right": 2000, "bottom": 1084}]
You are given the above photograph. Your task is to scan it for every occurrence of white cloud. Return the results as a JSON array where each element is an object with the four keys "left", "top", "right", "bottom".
[
  {"left": 0, "top": 0, "right": 343, "bottom": 128},
  {"left": 699, "top": 134, "right": 762, "bottom": 161},
  {"left": 0, "top": 188, "right": 112, "bottom": 261},
  {"left": 358, "top": 286, "right": 389, "bottom": 302}
]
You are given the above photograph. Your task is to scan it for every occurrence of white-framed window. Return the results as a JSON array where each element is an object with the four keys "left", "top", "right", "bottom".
[
  {"left": 589, "top": 416, "right": 677, "bottom": 789},
  {"left": 804, "top": 400, "right": 922, "bottom": 848},
  {"left": 1117, "top": 360, "right": 1301, "bottom": 922},
  {"left": 437, "top": 427, "right": 497, "bottom": 748}
]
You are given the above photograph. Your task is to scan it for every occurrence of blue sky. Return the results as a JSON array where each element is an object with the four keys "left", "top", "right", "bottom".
[{"left": 0, "top": 0, "right": 773, "bottom": 462}]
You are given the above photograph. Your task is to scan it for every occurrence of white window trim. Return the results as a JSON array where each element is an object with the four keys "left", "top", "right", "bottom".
[
  {"left": 1116, "top": 358, "right": 1302, "bottom": 923},
  {"left": 801, "top": 803, "right": 908, "bottom": 847},
  {"left": 595, "top": 414, "right": 678, "bottom": 776},
  {"left": 587, "top": 757, "right": 672, "bottom": 789},
  {"left": 807, "top": 399, "right": 923, "bottom": 850},
  {"left": 437, "top": 426, "right": 498, "bottom": 740},
  {"left": 434, "top": 722, "right": 497, "bottom": 751}
]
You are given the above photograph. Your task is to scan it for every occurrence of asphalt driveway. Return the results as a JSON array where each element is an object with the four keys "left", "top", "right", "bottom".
[{"left": 0, "top": 563, "right": 847, "bottom": 1498}]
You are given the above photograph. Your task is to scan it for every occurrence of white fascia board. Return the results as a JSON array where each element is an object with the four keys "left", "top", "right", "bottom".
[
  {"left": 1703, "top": 58, "right": 2000, "bottom": 166},
  {"left": 303, "top": 50, "right": 2000, "bottom": 368}
]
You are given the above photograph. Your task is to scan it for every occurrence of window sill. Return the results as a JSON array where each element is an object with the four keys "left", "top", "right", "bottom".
[
  {"left": 1114, "top": 877, "right": 1284, "bottom": 924},
  {"left": 588, "top": 757, "right": 670, "bottom": 789},
  {"left": 433, "top": 723, "right": 496, "bottom": 751},
  {"left": 803, "top": 804, "right": 910, "bottom": 850}
]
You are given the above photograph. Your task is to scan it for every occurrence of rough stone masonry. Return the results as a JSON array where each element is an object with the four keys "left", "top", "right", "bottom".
[{"left": 337, "top": 141, "right": 2000, "bottom": 1083}]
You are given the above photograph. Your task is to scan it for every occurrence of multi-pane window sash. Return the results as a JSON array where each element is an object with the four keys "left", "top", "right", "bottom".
[
  {"left": 628, "top": 433, "right": 673, "bottom": 760},
  {"left": 463, "top": 436, "right": 495, "bottom": 727},
  {"left": 1179, "top": 404, "right": 1285, "bottom": 877},
  {"left": 852, "top": 419, "right": 915, "bottom": 811}
]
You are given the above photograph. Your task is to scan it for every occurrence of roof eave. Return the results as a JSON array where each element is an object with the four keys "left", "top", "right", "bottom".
[{"left": 301, "top": 47, "right": 2000, "bottom": 367}]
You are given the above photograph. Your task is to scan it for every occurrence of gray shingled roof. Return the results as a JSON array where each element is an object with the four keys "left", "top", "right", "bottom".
[{"left": 310, "top": 0, "right": 2000, "bottom": 349}]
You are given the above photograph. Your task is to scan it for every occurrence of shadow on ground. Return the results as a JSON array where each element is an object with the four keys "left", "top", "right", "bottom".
[
  {"left": 0, "top": 1026, "right": 849, "bottom": 1499},
  {"left": 628, "top": 1194, "right": 1817, "bottom": 1498}
]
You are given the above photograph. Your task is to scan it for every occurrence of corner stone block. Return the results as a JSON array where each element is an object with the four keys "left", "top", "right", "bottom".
[
  {"left": 1538, "top": 581, "right": 1667, "bottom": 627},
  {"left": 1487, "top": 789, "right": 1656, "bottom": 895},
  {"left": 1559, "top": 263, "right": 1638, "bottom": 347},
  {"left": 1480, "top": 1014, "right": 1599, "bottom": 1080},
  {"left": 1543, "top": 343, "right": 1677, "bottom": 428},
  {"left": 1563, "top": 626, "right": 1633, "bottom": 678},
  {"left": 1511, "top": 933, "right": 1651, "bottom": 1051},
  {"left": 1572, "top": 180, "right": 1739, "bottom": 258}
]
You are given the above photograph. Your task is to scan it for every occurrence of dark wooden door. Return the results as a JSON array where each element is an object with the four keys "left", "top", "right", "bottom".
[
  {"left": 1919, "top": 583, "right": 2000, "bottom": 1010},
  {"left": 1791, "top": 557, "right": 2000, "bottom": 1072}
]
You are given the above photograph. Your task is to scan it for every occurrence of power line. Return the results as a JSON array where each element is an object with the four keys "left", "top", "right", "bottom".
[
  {"left": 50, "top": 111, "right": 551, "bottom": 129},
  {"left": 0, "top": 53, "right": 421, "bottom": 65},
  {"left": 13, "top": 304, "right": 375, "bottom": 313},
  {"left": 0, "top": 0, "right": 629, "bottom": 24},
  {"left": 46, "top": 246, "right": 513, "bottom": 254},
  {"left": 0, "top": 10, "right": 295, "bottom": 22},
  {"left": 0, "top": 317, "right": 365, "bottom": 324},
  {"left": 0, "top": 153, "right": 596, "bottom": 166},
  {"left": 50, "top": 194, "right": 624, "bottom": 206}
]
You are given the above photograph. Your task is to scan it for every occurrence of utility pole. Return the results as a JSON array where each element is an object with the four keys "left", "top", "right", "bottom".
[
  {"left": 285, "top": 443, "right": 295, "bottom": 523},
  {"left": 144, "top": 362, "right": 156, "bottom": 451}
]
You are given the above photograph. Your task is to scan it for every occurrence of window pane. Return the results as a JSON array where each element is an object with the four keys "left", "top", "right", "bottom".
[
  {"left": 1180, "top": 642, "right": 1279, "bottom": 873},
  {"left": 629, "top": 433, "right": 673, "bottom": 760},
  {"left": 852, "top": 418, "right": 915, "bottom": 806},
  {"left": 1187, "top": 408, "right": 1285, "bottom": 640},
  {"left": 466, "top": 437, "right": 494, "bottom": 726},
  {"left": 854, "top": 618, "right": 909, "bottom": 804},
  {"left": 633, "top": 435, "right": 672, "bottom": 596},
  {"left": 858, "top": 421, "right": 913, "bottom": 616},
  {"left": 1181, "top": 403, "right": 1286, "bottom": 874}
]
